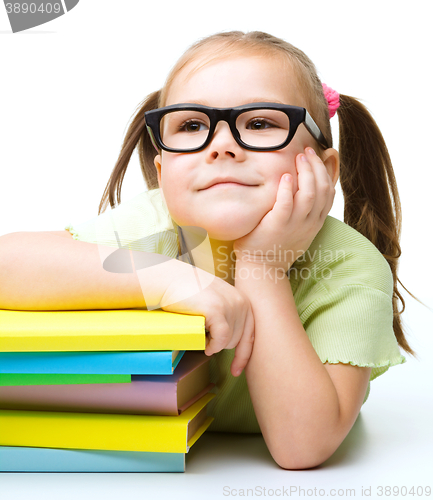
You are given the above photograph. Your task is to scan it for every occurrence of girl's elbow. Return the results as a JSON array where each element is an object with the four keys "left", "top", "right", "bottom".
[
  {"left": 274, "top": 453, "right": 330, "bottom": 471},
  {"left": 270, "top": 441, "right": 338, "bottom": 470}
]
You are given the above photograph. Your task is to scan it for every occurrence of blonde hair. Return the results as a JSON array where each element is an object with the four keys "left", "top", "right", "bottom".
[
  {"left": 158, "top": 31, "right": 332, "bottom": 148},
  {"left": 98, "top": 30, "right": 419, "bottom": 357}
]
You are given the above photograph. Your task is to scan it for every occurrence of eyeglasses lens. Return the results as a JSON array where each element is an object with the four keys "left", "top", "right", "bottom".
[
  {"left": 160, "top": 109, "right": 291, "bottom": 150},
  {"left": 161, "top": 111, "right": 210, "bottom": 150},
  {"left": 237, "top": 110, "right": 290, "bottom": 148}
]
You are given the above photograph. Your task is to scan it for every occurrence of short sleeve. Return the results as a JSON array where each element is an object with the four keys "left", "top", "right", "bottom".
[
  {"left": 288, "top": 216, "right": 407, "bottom": 407},
  {"left": 301, "top": 284, "right": 406, "bottom": 382},
  {"left": 64, "top": 189, "right": 179, "bottom": 258}
]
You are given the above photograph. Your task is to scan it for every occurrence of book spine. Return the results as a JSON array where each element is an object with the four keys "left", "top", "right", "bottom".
[
  {"left": 0, "top": 351, "right": 184, "bottom": 375},
  {"left": 0, "top": 309, "right": 206, "bottom": 352},
  {"left": 0, "top": 446, "right": 185, "bottom": 472},
  {"left": 0, "top": 379, "right": 179, "bottom": 415},
  {"left": 0, "top": 393, "right": 215, "bottom": 453}
]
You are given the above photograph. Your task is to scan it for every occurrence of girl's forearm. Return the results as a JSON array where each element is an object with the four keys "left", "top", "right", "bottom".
[
  {"left": 0, "top": 232, "right": 184, "bottom": 311},
  {"left": 235, "top": 260, "right": 342, "bottom": 470}
]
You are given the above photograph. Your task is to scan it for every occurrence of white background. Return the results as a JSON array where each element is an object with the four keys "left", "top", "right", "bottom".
[{"left": 1, "top": 1, "right": 432, "bottom": 498}]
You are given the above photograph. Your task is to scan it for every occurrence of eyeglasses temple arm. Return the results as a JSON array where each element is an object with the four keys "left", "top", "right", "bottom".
[
  {"left": 304, "top": 112, "right": 329, "bottom": 150},
  {"left": 146, "top": 124, "right": 160, "bottom": 152}
]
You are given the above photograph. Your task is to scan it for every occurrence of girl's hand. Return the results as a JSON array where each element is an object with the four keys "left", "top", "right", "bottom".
[
  {"left": 159, "top": 265, "right": 254, "bottom": 377},
  {"left": 233, "top": 148, "right": 336, "bottom": 270}
]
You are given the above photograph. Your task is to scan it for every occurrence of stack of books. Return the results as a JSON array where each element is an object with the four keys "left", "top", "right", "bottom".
[{"left": 0, "top": 309, "right": 215, "bottom": 472}]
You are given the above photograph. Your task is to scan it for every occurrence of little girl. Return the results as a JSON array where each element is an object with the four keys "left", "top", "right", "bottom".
[{"left": 0, "top": 31, "right": 416, "bottom": 470}]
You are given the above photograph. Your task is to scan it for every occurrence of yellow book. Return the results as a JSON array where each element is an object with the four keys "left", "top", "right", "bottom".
[
  {"left": 0, "top": 393, "right": 215, "bottom": 453},
  {"left": 0, "top": 309, "right": 205, "bottom": 352}
]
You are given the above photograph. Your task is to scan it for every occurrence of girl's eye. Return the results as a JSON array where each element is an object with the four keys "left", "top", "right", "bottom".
[
  {"left": 246, "top": 118, "right": 278, "bottom": 130},
  {"left": 179, "top": 120, "right": 208, "bottom": 133}
]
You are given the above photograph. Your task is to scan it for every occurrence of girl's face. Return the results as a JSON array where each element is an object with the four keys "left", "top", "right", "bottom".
[{"left": 154, "top": 55, "right": 327, "bottom": 241}]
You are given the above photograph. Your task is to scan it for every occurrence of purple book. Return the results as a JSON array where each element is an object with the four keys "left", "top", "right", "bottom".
[{"left": 0, "top": 351, "right": 214, "bottom": 416}]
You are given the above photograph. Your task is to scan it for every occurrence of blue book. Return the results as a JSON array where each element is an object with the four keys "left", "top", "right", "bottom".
[
  {"left": 0, "top": 446, "right": 185, "bottom": 472},
  {"left": 0, "top": 350, "right": 184, "bottom": 375}
]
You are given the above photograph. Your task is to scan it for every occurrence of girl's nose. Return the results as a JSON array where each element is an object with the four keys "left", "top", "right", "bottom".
[{"left": 205, "top": 121, "right": 246, "bottom": 162}]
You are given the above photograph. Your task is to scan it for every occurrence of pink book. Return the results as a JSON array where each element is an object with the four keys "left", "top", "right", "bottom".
[{"left": 0, "top": 351, "right": 214, "bottom": 416}]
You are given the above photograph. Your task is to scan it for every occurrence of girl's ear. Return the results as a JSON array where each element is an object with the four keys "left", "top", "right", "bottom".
[
  {"left": 321, "top": 148, "right": 340, "bottom": 187},
  {"left": 154, "top": 154, "right": 169, "bottom": 208},
  {"left": 154, "top": 154, "right": 162, "bottom": 189}
]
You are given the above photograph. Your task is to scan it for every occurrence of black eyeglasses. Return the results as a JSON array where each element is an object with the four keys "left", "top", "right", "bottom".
[{"left": 144, "top": 102, "right": 329, "bottom": 153}]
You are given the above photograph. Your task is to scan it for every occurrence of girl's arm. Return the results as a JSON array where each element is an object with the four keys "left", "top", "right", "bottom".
[
  {"left": 0, "top": 230, "right": 177, "bottom": 310},
  {"left": 235, "top": 261, "right": 371, "bottom": 470},
  {"left": 232, "top": 149, "right": 371, "bottom": 469},
  {"left": 0, "top": 230, "right": 255, "bottom": 375}
]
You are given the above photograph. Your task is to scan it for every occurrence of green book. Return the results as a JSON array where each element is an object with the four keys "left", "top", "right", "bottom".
[{"left": 0, "top": 374, "right": 131, "bottom": 386}]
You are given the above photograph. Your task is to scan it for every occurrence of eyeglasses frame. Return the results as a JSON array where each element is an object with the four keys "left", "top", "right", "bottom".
[{"left": 144, "top": 102, "right": 329, "bottom": 153}]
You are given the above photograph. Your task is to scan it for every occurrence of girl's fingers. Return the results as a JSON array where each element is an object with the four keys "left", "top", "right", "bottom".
[
  {"left": 204, "top": 318, "right": 231, "bottom": 356},
  {"left": 292, "top": 153, "right": 316, "bottom": 221},
  {"left": 272, "top": 173, "right": 294, "bottom": 225},
  {"left": 230, "top": 306, "right": 255, "bottom": 376},
  {"left": 204, "top": 304, "right": 254, "bottom": 376},
  {"left": 225, "top": 301, "right": 246, "bottom": 351},
  {"left": 271, "top": 147, "right": 334, "bottom": 226},
  {"left": 204, "top": 302, "right": 243, "bottom": 356},
  {"left": 304, "top": 148, "right": 334, "bottom": 221}
]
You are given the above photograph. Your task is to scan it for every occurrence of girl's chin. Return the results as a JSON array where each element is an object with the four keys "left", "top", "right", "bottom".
[
  {"left": 198, "top": 221, "right": 258, "bottom": 242},
  {"left": 206, "top": 230, "right": 246, "bottom": 241},
  {"left": 170, "top": 208, "right": 264, "bottom": 240},
  {"left": 172, "top": 220, "right": 253, "bottom": 241}
]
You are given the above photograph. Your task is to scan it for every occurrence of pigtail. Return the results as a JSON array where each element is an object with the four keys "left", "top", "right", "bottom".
[
  {"left": 98, "top": 90, "right": 161, "bottom": 215},
  {"left": 337, "top": 94, "right": 419, "bottom": 357}
]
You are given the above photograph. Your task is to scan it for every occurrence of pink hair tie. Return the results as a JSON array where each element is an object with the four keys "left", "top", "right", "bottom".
[{"left": 322, "top": 83, "right": 340, "bottom": 118}]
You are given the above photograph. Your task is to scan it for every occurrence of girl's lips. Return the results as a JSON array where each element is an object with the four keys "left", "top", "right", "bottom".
[
  {"left": 207, "top": 182, "right": 249, "bottom": 188},
  {"left": 200, "top": 176, "right": 260, "bottom": 190},
  {"left": 202, "top": 182, "right": 258, "bottom": 190}
]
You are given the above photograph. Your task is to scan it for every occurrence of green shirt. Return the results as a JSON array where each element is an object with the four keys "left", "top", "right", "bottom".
[{"left": 66, "top": 189, "right": 406, "bottom": 433}]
